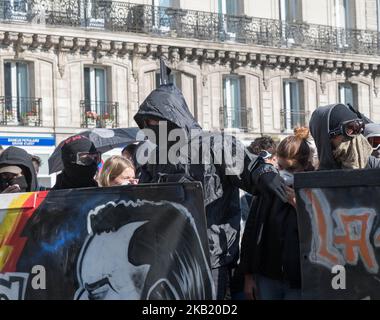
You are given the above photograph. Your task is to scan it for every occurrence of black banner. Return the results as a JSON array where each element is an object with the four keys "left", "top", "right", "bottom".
[
  {"left": 0, "top": 182, "right": 214, "bottom": 300},
  {"left": 295, "top": 169, "right": 380, "bottom": 300}
]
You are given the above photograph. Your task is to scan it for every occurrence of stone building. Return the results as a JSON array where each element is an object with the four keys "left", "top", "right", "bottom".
[{"left": 0, "top": 0, "right": 379, "bottom": 186}]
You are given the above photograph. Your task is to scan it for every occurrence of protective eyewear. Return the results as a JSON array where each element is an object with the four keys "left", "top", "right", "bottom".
[
  {"left": 329, "top": 119, "right": 365, "bottom": 138},
  {"left": 368, "top": 136, "right": 380, "bottom": 151},
  {"left": 74, "top": 152, "right": 101, "bottom": 166},
  {"left": 258, "top": 150, "right": 273, "bottom": 160}
]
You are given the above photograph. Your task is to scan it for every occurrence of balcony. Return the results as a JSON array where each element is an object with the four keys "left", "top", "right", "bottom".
[
  {"left": 280, "top": 109, "right": 310, "bottom": 132},
  {"left": 0, "top": 96, "right": 42, "bottom": 126},
  {"left": 220, "top": 107, "right": 251, "bottom": 131},
  {"left": 1, "top": 0, "right": 380, "bottom": 56},
  {"left": 80, "top": 100, "right": 119, "bottom": 128}
]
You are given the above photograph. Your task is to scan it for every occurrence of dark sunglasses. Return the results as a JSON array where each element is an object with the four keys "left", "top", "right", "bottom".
[{"left": 329, "top": 119, "right": 365, "bottom": 138}]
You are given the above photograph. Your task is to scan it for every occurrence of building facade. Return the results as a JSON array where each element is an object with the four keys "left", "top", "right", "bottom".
[{"left": 0, "top": 0, "right": 380, "bottom": 186}]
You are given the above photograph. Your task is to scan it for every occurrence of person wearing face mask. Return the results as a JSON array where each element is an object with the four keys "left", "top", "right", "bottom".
[
  {"left": 99, "top": 155, "right": 138, "bottom": 187},
  {"left": 309, "top": 103, "right": 380, "bottom": 170},
  {"left": 0, "top": 146, "right": 38, "bottom": 194},
  {"left": 134, "top": 84, "right": 288, "bottom": 300},
  {"left": 52, "top": 135, "right": 101, "bottom": 190}
]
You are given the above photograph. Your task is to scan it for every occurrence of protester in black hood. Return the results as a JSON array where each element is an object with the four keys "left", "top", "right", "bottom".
[
  {"left": 134, "top": 84, "right": 287, "bottom": 299},
  {"left": 309, "top": 104, "right": 380, "bottom": 170},
  {"left": 53, "top": 135, "right": 100, "bottom": 190},
  {"left": 0, "top": 146, "right": 38, "bottom": 193}
]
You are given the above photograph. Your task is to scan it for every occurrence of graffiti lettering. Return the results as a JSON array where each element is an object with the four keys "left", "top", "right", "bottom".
[
  {"left": 0, "top": 273, "right": 29, "bottom": 300},
  {"left": 301, "top": 190, "right": 344, "bottom": 269},
  {"left": 300, "top": 189, "right": 380, "bottom": 274},
  {"left": 333, "top": 210, "right": 378, "bottom": 273}
]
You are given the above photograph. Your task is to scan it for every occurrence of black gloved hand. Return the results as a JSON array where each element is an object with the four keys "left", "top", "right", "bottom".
[{"left": 259, "top": 171, "right": 288, "bottom": 203}]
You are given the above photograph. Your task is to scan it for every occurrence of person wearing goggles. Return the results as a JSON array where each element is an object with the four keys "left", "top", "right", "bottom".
[
  {"left": 310, "top": 104, "right": 380, "bottom": 170},
  {"left": 328, "top": 119, "right": 365, "bottom": 139},
  {"left": 73, "top": 151, "right": 102, "bottom": 166},
  {"left": 53, "top": 135, "right": 100, "bottom": 190},
  {"left": 248, "top": 136, "right": 278, "bottom": 168}
]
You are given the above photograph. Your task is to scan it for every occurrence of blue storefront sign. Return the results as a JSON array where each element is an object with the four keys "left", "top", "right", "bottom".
[{"left": 0, "top": 136, "right": 56, "bottom": 147}]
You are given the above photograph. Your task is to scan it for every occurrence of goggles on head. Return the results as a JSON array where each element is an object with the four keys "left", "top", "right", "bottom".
[
  {"left": 329, "top": 119, "right": 365, "bottom": 138},
  {"left": 258, "top": 150, "right": 273, "bottom": 160}
]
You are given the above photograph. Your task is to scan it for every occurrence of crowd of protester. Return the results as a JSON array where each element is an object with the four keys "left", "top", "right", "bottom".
[{"left": 1, "top": 97, "right": 380, "bottom": 300}]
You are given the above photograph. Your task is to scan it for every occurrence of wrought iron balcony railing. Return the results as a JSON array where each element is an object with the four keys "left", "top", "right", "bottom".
[
  {"left": 80, "top": 100, "right": 119, "bottom": 128},
  {"left": 280, "top": 109, "right": 310, "bottom": 132},
  {"left": 1, "top": 0, "right": 380, "bottom": 55},
  {"left": 220, "top": 106, "right": 251, "bottom": 131},
  {"left": 0, "top": 96, "right": 42, "bottom": 126}
]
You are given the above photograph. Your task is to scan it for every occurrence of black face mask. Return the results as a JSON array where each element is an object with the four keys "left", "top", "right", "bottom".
[
  {"left": 146, "top": 122, "right": 182, "bottom": 148},
  {"left": 0, "top": 175, "right": 28, "bottom": 192},
  {"left": 65, "top": 163, "right": 98, "bottom": 184}
]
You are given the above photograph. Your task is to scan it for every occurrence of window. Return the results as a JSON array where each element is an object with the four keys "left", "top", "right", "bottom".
[
  {"left": 218, "top": 0, "right": 240, "bottom": 36},
  {"left": 84, "top": 0, "right": 105, "bottom": 28},
  {"left": 280, "top": 0, "right": 303, "bottom": 23},
  {"left": 153, "top": 0, "right": 173, "bottom": 31},
  {"left": 377, "top": 0, "right": 380, "bottom": 31},
  {"left": 3, "top": 0, "right": 28, "bottom": 22},
  {"left": 282, "top": 80, "right": 305, "bottom": 131},
  {"left": 218, "top": 0, "right": 239, "bottom": 16},
  {"left": 336, "top": 0, "right": 356, "bottom": 30},
  {"left": 223, "top": 76, "right": 246, "bottom": 129},
  {"left": 279, "top": 0, "right": 302, "bottom": 45},
  {"left": 84, "top": 67, "right": 107, "bottom": 114},
  {"left": 157, "top": 0, "right": 172, "bottom": 7},
  {"left": 339, "top": 83, "right": 358, "bottom": 108},
  {"left": 10, "top": 0, "right": 27, "bottom": 11},
  {"left": 4, "top": 61, "right": 31, "bottom": 124}
]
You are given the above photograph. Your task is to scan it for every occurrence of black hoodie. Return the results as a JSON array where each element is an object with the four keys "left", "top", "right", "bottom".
[
  {"left": 309, "top": 104, "right": 380, "bottom": 170},
  {"left": 134, "top": 84, "right": 261, "bottom": 269},
  {"left": 240, "top": 189, "right": 302, "bottom": 289},
  {"left": 0, "top": 146, "right": 38, "bottom": 192}
]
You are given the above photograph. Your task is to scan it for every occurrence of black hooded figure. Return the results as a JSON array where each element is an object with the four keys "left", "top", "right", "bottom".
[
  {"left": 0, "top": 146, "right": 38, "bottom": 193},
  {"left": 134, "top": 84, "right": 287, "bottom": 299},
  {"left": 309, "top": 104, "right": 380, "bottom": 170},
  {"left": 53, "top": 136, "right": 99, "bottom": 190}
]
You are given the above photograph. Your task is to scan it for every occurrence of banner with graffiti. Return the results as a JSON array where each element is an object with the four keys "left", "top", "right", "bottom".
[
  {"left": 295, "top": 169, "right": 380, "bottom": 300},
  {"left": 0, "top": 182, "right": 214, "bottom": 300}
]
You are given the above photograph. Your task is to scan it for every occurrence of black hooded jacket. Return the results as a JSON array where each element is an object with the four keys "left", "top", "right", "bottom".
[
  {"left": 0, "top": 146, "right": 38, "bottom": 192},
  {"left": 309, "top": 104, "right": 380, "bottom": 170},
  {"left": 135, "top": 84, "right": 261, "bottom": 269},
  {"left": 240, "top": 179, "right": 301, "bottom": 289},
  {"left": 52, "top": 136, "right": 98, "bottom": 190}
]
